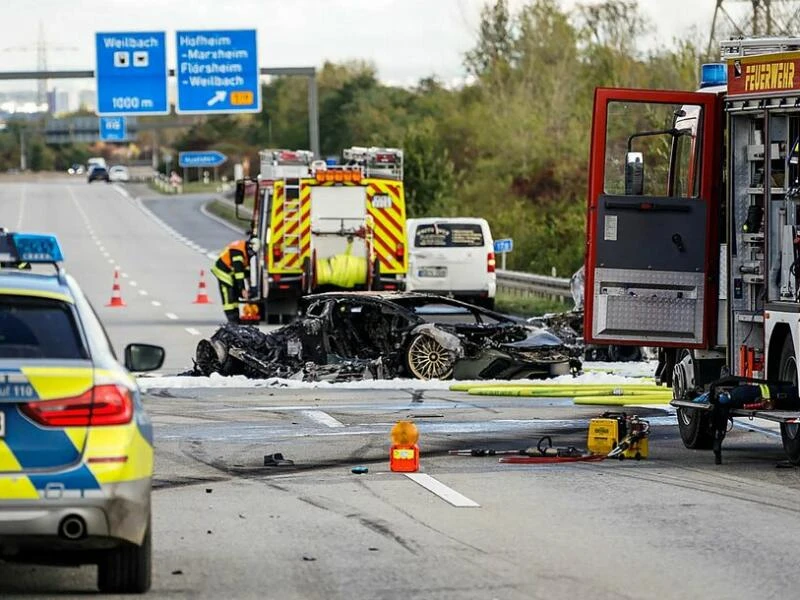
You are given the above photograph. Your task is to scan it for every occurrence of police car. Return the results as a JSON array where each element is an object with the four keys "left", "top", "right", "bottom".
[{"left": 0, "top": 231, "right": 163, "bottom": 594}]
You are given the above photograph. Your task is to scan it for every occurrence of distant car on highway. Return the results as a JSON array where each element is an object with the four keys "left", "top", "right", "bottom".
[
  {"left": 67, "top": 163, "right": 84, "bottom": 175},
  {"left": 87, "top": 165, "right": 110, "bottom": 183},
  {"left": 109, "top": 165, "right": 130, "bottom": 182},
  {"left": 0, "top": 231, "right": 165, "bottom": 594}
]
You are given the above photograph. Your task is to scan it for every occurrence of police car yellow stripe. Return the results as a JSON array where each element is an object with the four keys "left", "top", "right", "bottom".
[
  {"left": 0, "top": 439, "right": 22, "bottom": 472},
  {"left": 0, "top": 288, "right": 73, "bottom": 303},
  {"left": 21, "top": 367, "right": 94, "bottom": 400},
  {"left": 84, "top": 424, "right": 153, "bottom": 484},
  {"left": 0, "top": 475, "right": 39, "bottom": 499}
]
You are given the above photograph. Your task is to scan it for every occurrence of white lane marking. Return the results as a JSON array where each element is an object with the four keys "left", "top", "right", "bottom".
[
  {"left": 404, "top": 473, "right": 480, "bottom": 508},
  {"left": 107, "top": 258, "right": 115, "bottom": 264},
  {"left": 16, "top": 184, "right": 25, "bottom": 229},
  {"left": 99, "top": 246, "right": 106, "bottom": 252},
  {"left": 185, "top": 327, "right": 201, "bottom": 336},
  {"left": 165, "top": 312, "right": 179, "bottom": 320},
  {"left": 151, "top": 300, "right": 162, "bottom": 307},
  {"left": 138, "top": 290, "right": 148, "bottom": 296},
  {"left": 206, "top": 252, "right": 217, "bottom": 260},
  {"left": 102, "top": 252, "right": 110, "bottom": 257},
  {"left": 129, "top": 281, "right": 138, "bottom": 287},
  {"left": 121, "top": 272, "right": 129, "bottom": 279},
  {"left": 300, "top": 410, "right": 345, "bottom": 428}
]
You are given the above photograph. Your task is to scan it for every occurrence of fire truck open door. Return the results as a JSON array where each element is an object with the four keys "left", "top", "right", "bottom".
[{"left": 584, "top": 88, "right": 722, "bottom": 349}]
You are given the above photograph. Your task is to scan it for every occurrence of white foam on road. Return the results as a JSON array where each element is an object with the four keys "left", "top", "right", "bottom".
[
  {"left": 405, "top": 473, "right": 480, "bottom": 508},
  {"left": 136, "top": 361, "right": 659, "bottom": 391}
]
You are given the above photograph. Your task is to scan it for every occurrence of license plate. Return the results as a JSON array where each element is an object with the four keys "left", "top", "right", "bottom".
[
  {"left": 0, "top": 411, "right": 5, "bottom": 438},
  {"left": 418, "top": 267, "right": 447, "bottom": 278}
]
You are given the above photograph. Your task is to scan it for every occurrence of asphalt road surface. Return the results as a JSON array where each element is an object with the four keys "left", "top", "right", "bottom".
[{"left": 2, "top": 180, "right": 800, "bottom": 599}]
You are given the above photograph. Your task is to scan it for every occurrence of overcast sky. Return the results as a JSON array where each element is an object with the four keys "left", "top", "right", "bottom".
[{"left": 0, "top": 1, "right": 725, "bottom": 97}]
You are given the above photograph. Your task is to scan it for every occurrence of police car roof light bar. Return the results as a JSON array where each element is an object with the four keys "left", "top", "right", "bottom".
[{"left": 0, "top": 232, "right": 65, "bottom": 266}]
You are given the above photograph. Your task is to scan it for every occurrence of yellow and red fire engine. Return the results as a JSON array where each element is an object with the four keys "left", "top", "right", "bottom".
[{"left": 234, "top": 147, "right": 408, "bottom": 322}]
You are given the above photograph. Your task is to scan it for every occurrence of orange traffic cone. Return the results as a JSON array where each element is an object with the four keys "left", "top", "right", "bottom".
[
  {"left": 106, "top": 268, "right": 126, "bottom": 307},
  {"left": 193, "top": 269, "right": 211, "bottom": 304}
]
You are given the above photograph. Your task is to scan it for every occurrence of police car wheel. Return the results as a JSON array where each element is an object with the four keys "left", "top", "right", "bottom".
[{"left": 97, "top": 519, "right": 152, "bottom": 594}]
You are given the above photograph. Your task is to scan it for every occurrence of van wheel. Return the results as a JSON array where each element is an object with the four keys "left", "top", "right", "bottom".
[
  {"left": 97, "top": 520, "right": 152, "bottom": 594},
  {"left": 777, "top": 337, "right": 800, "bottom": 464}
]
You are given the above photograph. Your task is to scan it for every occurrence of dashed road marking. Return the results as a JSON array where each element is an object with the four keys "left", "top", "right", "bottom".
[
  {"left": 121, "top": 272, "right": 129, "bottom": 278},
  {"left": 129, "top": 281, "right": 138, "bottom": 287},
  {"left": 165, "top": 313, "right": 179, "bottom": 320},
  {"left": 151, "top": 300, "right": 162, "bottom": 307},
  {"left": 185, "top": 327, "right": 201, "bottom": 335},
  {"left": 107, "top": 258, "right": 114, "bottom": 264},
  {"left": 405, "top": 473, "right": 480, "bottom": 508},
  {"left": 139, "top": 290, "right": 149, "bottom": 296},
  {"left": 300, "top": 410, "right": 345, "bottom": 428}
]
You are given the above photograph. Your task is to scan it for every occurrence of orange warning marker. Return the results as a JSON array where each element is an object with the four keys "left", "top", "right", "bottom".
[
  {"left": 390, "top": 420, "right": 420, "bottom": 472},
  {"left": 193, "top": 269, "right": 212, "bottom": 304},
  {"left": 106, "top": 268, "right": 126, "bottom": 307}
]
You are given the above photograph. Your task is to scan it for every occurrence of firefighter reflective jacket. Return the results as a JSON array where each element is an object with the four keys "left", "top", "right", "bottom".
[{"left": 211, "top": 240, "right": 249, "bottom": 288}]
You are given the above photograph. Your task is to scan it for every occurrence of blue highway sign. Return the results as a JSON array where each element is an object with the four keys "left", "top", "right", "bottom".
[
  {"left": 494, "top": 238, "right": 514, "bottom": 254},
  {"left": 99, "top": 116, "right": 127, "bottom": 141},
  {"left": 179, "top": 151, "right": 228, "bottom": 168},
  {"left": 176, "top": 29, "right": 261, "bottom": 114},
  {"left": 95, "top": 31, "right": 168, "bottom": 116}
]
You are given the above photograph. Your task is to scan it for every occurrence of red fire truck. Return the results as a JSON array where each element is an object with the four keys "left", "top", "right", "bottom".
[{"left": 583, "top": 37, "right": 800, "bottom": 464}]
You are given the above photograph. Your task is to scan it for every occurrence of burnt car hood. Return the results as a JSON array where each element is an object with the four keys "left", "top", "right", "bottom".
[{"left": 499, "top": 329, "right": 565, "bottom": 350}]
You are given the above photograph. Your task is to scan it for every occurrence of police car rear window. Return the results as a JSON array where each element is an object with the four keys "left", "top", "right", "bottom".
[
  {"left": 0, "top": 296, "right": 88, "bottom": 359},
  {"left": 414, "top": 224, "right": 484, "bottom": 248}
]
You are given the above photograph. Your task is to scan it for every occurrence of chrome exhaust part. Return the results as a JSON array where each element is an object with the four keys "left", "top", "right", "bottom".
[{"left": 58, "top": 515, "right": 87, "bottom": 541}]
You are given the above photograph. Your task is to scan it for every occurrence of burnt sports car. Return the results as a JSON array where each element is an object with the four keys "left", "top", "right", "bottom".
[{"left": 187, "top": 292, "right": 579, "bottom": 382}]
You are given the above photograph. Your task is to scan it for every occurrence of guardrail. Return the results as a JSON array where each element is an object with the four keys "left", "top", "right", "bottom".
[{"left": 496, "top": 269, "right": 573, "bottom": 302}]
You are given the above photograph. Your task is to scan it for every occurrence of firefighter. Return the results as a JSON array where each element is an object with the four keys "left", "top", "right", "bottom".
[{"left": 211, "top": 238, "right": 255, "bottom": 323}]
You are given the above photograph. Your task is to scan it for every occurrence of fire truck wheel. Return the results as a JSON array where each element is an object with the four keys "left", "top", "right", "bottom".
[
  {"left": 405, "top": 335, "right": 454, "bottom": 380},
  {"left": 675, "top": 349, "right": 714, "bottom": 450},
  {"left": 677, "top": 407, "right": 714, "bottom": 450},
  {"left": 778, "top": 336, "right": 800, "bottom": 464}
]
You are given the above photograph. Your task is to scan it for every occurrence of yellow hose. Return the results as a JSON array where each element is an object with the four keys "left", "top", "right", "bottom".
[
  {"left": 574, "top": 394, "right": 673, "bottom": 406},
  {"left": 467, "top": 387, "right": 672, "bottom": 398},
  {"left": 449, "top": 382, "right": 658, "bottom": 392}
]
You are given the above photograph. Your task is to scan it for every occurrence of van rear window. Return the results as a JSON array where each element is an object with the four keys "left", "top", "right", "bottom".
[{"left": 414, "top": 224, "right": 484, "bottom": 248}]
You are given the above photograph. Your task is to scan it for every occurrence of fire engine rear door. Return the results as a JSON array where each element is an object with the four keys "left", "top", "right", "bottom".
[{"left": 584, "top": 88, "right": 722, "bottom": 348}]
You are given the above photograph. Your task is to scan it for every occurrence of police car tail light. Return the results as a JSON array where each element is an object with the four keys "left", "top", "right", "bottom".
[
  {"left": 487, "top": 252, "right": 496, "bottom": 273},
  {"left": 21, "top": 385, "right": 133, "bottom": 427}
]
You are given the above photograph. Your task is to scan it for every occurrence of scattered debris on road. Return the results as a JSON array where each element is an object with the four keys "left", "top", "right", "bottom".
[{"left": 264, "top": 453, "right": 295, "bottom": 467}]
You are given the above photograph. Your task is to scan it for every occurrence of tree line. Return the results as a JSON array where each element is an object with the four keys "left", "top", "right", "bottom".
[{"left": 10, "top": 0, "right": 713, "bottom": 274}]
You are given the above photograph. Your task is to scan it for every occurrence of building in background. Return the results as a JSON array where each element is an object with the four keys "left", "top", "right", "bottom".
[
  {"left": 78, "top": 89, "right": 95, "bottom": 113},
  {"left": 47, "top": 88, "right": 70, "bottom": 115}
]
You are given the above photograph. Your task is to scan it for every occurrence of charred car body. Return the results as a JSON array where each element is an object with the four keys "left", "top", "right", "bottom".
[{"left": 188, "top": 292, "right": 577, "bottom": 381}]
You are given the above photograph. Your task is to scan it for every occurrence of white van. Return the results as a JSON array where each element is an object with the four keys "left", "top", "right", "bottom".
[{"left": 406, "top": 217, "right": 496, "bottom": 309}]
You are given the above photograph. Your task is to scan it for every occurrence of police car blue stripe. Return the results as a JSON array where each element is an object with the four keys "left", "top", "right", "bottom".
[
  {"left": 28, "top": 464, "right": 100, "bottom": 491},
  {"left": 3, "top": 406, "right": 80, "bottom": 469}
]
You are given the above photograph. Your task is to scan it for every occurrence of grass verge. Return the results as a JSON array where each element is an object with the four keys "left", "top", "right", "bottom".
[
  {"left": 495, "top": 292, "right": 570, "bottom": 318},
  {"left": 206, "top": 200, "right": 248, "bottom": 231}
]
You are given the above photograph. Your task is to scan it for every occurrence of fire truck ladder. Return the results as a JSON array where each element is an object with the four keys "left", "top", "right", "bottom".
[
  {"left": 282, "top": 179, "right": 303, "bottom": 265},
  {"left": 721, "top": 36, "right": 800, "bottom": 59}
]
